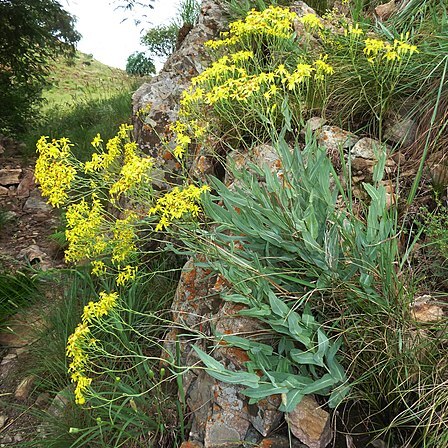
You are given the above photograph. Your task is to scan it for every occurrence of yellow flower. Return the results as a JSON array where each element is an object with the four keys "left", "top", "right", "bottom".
[
  {"left": 91, "top": 260, "right": 107, "bottom": 276},
  {"left": 65, "top": 196, "right": 106, "bottom": 263},
  {"left": 111, "top": 213, "right": 138, "bottom": 264},
  {"left": 314, "top": 55, "right": 334, "bottom": 80},
  {"left": 149, "top": 184, "right": 210, "bottom": 231},
  {"left": 300, "top": 13, "right": 323, "bottom": 31},
  {"left": 116, "top": 265, "right": 137, "bottom": 286},
  {"left": 109, "top": 153, "right": 153, "bottom": 200},
  {"left": 344, "top": 23, "right": 363, "bottom": 37},
  {"left": 82, "top": 291, "right": 118, "bottom": 323},
  {"left": 286, "top": 63, "right": 314, "bottom": 90},
  {"left": 364, "top": 38, "right": 386, "bottom": 57},
  {"left": 35, "top": 136, "right": 77, "bottom": 207},
  {"left": 91, "top": 133, "right": 103, "bottom": 148}
]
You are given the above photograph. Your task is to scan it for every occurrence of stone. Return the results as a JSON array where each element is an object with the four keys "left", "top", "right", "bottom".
[
  {"left": 247, "top": 395, "right": 283, "bottom": 437},
  {"left": 411, "top": 297, "right": 444, "bottom": 323},
  {"left": 180, "top": 442, "right": 204, "bottom": 448},
  {"left": 48, "top": 388, "right": 72, "bottom": 418},
  {"left": 375, "top": 0, "right": 397, "bottom": 20},
  {"left": 285, "top": 395, "right": 332, "bottom": 448},
  {"left": 19, "top": 244, "right": 47, "bottom": 265},
  {"left": 204, "top": 382, "right": 250, "bottom": 447},
  {"left": 133, "top": 0, "right": 227, "bottom": 181},
  {"left": 0, "top": 353, "right": 17, "bottom": 366},
  {"left": 316, "top": 126, "right": 359, "bottom": 155},
  {"left": 35, "top": 392, "right": 51, "bottom": 408},
  {"left": 301, "top": 117, "right": 326, "bottom": 134},
  {"left": 256, "top": 436, "right": 307, "bottom": 447},
  {"left": 15, "top": 375, "right": 36, "bottom": 400},
  {"left": 384, "top": 116, "right": 417, "bottom": 146},
  {"left": 23, "top": 189, "right": 52, "bottom": 213},
  {"left": 16, "top": 170, "right": 35, "bottom": 198},
  {"left": 0, "top": 415, "right": 7, "bottom": 429},
  {"left": 0, "top": 168, "right": 21, "bottom": 185},
  {"left": 350, "top": 138, "right": 385, "bottom": 160}
]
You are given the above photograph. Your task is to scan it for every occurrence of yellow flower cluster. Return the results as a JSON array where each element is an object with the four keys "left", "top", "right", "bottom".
[
  {"left": 300, "top": 13, "right": 323, "bottom": 31},
  {"left": 171, "top": 117, "right": 207, "bottom": 159},
  {"left": 84, "top": 124, "right": 133, "bottom": 173},
  {"left": 66, "top": 322, "right": 92, "bottom": 405},
  {"left": 344, "top": 23, "right": 364, "bottom": 37},
  {"left": 364, "top": 35, "right": 418, "bottom": 63},
  {"left": 66, "top": 291, "right": 119, "bottom": 404},
  {"left": 111, "top": 213, "right": 138, "bottom": 264},
  {"left": 82, "top": 291, "right": 118, "bottom": 323},
  {"left": 109, "top": 145, "right": 153, "bottom": 200},
  {"left": 149, "top": 184, "right": 210, "bottom": 231},
  {"left": 65, "top": 195, "right": 106, "bottom": 263},
  {"left": 314, "top": 55, "right": 335, "bottom": 80},
  {"left": 205, "top": 6, "right": 297, "bottom": 50},
  {"left": 35, "top": 136, "right": 77, "bottom": 207},
  {"left": 116, "top": 265, "right": 138, "bottom": 286}
]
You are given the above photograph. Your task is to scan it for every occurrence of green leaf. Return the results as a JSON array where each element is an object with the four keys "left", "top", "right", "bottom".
[
  {"left": 222, "top": 294, "right": 251, "bottom": 305},
  {"left": 242, "top": 383, "right": 289, "bottom": 400},
  {"left": 268, "top": 290, "right": 290, "bottom": 318},
  {"left": 328, "top": 383, "right": 351, "bottom": 408},
  {"left": 301, "top": 374, "right": 337, "bottom": 395},
  {"left": 192, "top": 346, "right": 260, "bottom": 388},
  {"left": 280, "top": 388, "right": 304, "bottom": 412}
]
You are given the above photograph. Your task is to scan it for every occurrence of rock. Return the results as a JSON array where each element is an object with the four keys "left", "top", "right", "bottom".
[
  {"left": 16, "top": 170, "right": 35, "bottom": 198},
  {"left": 0, "top": 168, "right": 22, "bottom": 185},
  {"left": 247, "top": 395, "right": 283, "bottom": 437},
  {"left": 48, "top": 388, "right": 72, "bottom": 418},
  {"left": 301, "top": 117, "right": 326, "bottom": 134},
  {"left": 375, "top": 0, "right": 397, "bottom": 20},
  {"left": 23, "top": 189, "right": 52, "bottom": 213},
  {"left": 350, "top": 138, "right": 385, "bottom": 160},
  {"left": 133, "top": 0, "right": 227, "bottom": 179},
  {"left": 256, "top": 436, "right": 307, "bottom": 447},
  {"left": 180, "top": 442, "right": 204, "bottom": 448},
  {"left": 15, "top": 375, "right": 36, "bottom": 400},
  {"left": 384, "top": 116, "right": 416, "bottom": 146},
  {"left": 35, "top": 392, "right": 51, "bottom": 408},
  {"left": 286, "top": 395, "right": 332, "bottom": 448},
  {"left": 0, "top": 415, "right": 7, "bottom": 430},
  {"left": 0, "top": 353, "right": 17, "bottom": 366},
  {"left": 14, "top": 433, "right": 23, "bottom": 442},
  {"left": 317, "top": 126, "right": 359, "bottom": 152},
  {"left": 19, "top": 244, "right": 47, "bottom": 265},
  {"left": 203, "top": 382, "right": 250, "bottom": 447},
  {"left": 411, "top": 296, "right": 444, "bottom": 323}
]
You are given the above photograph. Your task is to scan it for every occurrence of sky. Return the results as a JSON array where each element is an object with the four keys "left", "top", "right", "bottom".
[{"left": 62, "top": 0, "right": 180, "bottom": 70}]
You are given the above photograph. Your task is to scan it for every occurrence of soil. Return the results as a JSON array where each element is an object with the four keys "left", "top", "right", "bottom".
[{"left": 0, "top": 141, "right": 66, "bottom": 446}]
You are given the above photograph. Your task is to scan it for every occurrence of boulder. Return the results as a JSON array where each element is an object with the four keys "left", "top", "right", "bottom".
[{"left": 285, "top": 395, "right": 332, "bottom": 448}]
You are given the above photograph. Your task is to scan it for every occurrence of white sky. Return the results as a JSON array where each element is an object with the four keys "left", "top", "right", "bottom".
[{"left": 62, "top": 0, "right": 180, "bottom": 70}]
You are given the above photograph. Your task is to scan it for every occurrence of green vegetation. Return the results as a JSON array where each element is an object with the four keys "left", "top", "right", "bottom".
[
  {"left": 22, "top": 52, "right": 142, "bottom": 161},
  {"left": 139, "top": 0, "right": 201, "bottom": 63},
  {"left": 126, "top": 51, "right": 156, "bottom": 76},
  {"left": 0, "top": 0, "right": 79, "bottom": 135}
]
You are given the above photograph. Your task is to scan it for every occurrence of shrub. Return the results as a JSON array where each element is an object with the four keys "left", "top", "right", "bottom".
[{"left": 126, "top": 51, "right": 156, "bottom": 76}]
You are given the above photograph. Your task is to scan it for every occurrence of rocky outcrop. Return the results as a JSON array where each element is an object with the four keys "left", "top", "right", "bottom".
[{"left": 132, "top": 0, "right": 227, "bottom": 184}]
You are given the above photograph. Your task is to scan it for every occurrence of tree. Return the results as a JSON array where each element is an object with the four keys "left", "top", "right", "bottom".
[
  {"left": 140, "top": 0, "right": 200, "bottom": 62},
  {"left": 0, "top": 0, "right": 80, "bottom": 135},
  {"left": 126, "top": 52, "right": 156, "bottom": 76}
]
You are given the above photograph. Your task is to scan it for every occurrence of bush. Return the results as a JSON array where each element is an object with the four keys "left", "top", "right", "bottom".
[
  {"left": 125, "top": 51, "right": 156, "bottom": 76},
  {"left": 0, "top": 0, "right": 79, "bottom": 135}
]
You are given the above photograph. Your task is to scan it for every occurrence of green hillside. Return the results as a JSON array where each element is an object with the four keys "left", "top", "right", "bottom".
[
  {"left": 42, "top": 52, "right": 134, "bottom": 112},
  {"left": 23, "top": 52, "right": 145, "bottom": 159}
]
